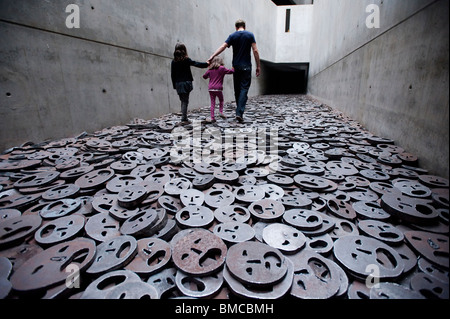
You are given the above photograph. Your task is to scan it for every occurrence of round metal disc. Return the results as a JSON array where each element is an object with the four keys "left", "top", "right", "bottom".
[
  {"left": 226, "top": 241, "right": 288, "bottom": 287},
  {"left": 172, "top": 229, "right": 227, "bottom": 276},
  {"left": 263, "top": 223, "right": 307, "bottom": 254},
  {"left": 333, "top": 235, "right": 405, "bottom": 280}
]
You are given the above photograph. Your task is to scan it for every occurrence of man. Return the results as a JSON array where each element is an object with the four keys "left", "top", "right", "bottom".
[{"left": 208, "top": 19, "right": 261, "bottom": 123}]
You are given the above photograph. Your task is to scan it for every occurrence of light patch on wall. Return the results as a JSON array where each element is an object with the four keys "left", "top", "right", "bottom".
[
  {"left": 366, "top": 4, "right": 380, "bottom": 29},
  {"left": 65, "top": 4, "right": 80, "bottom": 29}
]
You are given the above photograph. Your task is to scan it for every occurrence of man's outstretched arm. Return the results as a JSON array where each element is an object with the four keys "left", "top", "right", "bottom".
[
  {"left": 208, "top": 43, "right": 229, "bottom": 64},
  {"left": 252, "top": 42, "right": 261, "bottom": 77}
]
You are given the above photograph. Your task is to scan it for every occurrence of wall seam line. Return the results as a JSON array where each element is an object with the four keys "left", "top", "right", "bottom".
[{"left": 0, "top": 18, "right": 172, "bottom": 61}]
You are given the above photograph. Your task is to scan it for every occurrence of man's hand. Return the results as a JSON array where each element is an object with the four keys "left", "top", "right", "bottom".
[
  {"left": 208, "top": 43, "right": 228, "bottom": 65},
  {"left": 252, "top": 43, "right": 261, "bottom": 78}
]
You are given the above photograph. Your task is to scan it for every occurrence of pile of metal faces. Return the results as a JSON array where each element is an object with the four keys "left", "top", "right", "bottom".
[{"left": 0, "top": 95, "right": 448, "bottom": 299}]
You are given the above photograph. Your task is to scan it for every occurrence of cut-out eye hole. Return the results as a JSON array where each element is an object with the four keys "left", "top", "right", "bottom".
[
  {"left": 32, "top": 265, "right": 44, "bottom": 275},
  {"left": 181, "top": 277, "right": 206, "bottom": 292},
  {"left": 296, "top": 280, "right": 306, "bottom": 291},
  {"left": 310, "top": 240, "right": 327, "bottom": 249},
  {"left": 59, "top": 245, "right": 69, "bottom": 253},
  {"left": 282, "top": 240, "right": 290, "bottom": 246}
]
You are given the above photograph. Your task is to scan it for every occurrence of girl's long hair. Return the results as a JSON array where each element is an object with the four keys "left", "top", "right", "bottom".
[
  {"left": 209, "top": 56, "right": 225, "bottom": 70},
  {"left": 174, "top": 43, "right": 189, "bottom": 62}
]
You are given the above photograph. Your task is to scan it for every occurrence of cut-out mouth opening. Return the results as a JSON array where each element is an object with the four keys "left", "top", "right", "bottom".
[
  {"left": 146, "top": 250, "right": 167, "bottom": 267},
  {"left": 309, "top": 240, "right": 328, "bottom": 249},
  {"left": 181, "top": 277, "right": 206, "bottom": 292},
  {"left": 375, "top": 248, "right": 398, "bottom": 270},
  {"left": 379, "top": 232, "right": 400, "bottom": 240},
  {"left": 0, "top": 225, "right": 32, "bottom": 240},
  {"left": 113, "top": 241, "right": 130, "bottom": 258},
  {"left": 96, "top": 275, "right": 127, "bottom": 291},
  {"left": 199, "top": 248, "right": 222, "bottom": 268},
  {"left": 415, "top": 204, "right": 434, "bottom": 216}
]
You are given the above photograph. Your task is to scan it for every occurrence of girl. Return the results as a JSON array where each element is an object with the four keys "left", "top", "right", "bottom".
[
  {"left": 203, "top": 56, "right": 234, "bottom": 123},
  {"left": 171, "top": 43, "right": 208, "bottom": 124}
]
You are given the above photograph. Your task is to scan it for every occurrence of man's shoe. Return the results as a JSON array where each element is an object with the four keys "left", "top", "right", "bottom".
[
  {"left": 179, "top": 119, "right": 191, "bottom": 126},
  {"left": 236, "top": 116, "right": 243, "bottom": 123}
]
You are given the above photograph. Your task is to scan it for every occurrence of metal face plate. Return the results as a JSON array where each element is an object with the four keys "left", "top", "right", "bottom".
[
  {"left": 86, "top": 235, "right": 137, "bottom": 275},
  {"left": 75, "top": 169, "right": 115, "bottom": 189},
  {"left": 226, "top": 241, "right": 288, "bottom": 287},
  {"left": 0, "top": 215, "right": 42, "bottom": 248},
  {"left": 283, "top": 209, "right": 324, "bottom": 231},
  {"left": 120, "top": 208, "right": 159, "bottom": 237},
  {"left": 175, "top": 270, "right": 224, "bottom": 298},
  {"left": 289, "top": 250, "right": 342, "bottom": 299},
  {"left": 249, "top": 199, "right": 285, "bottom": 221},
  {"left": 223, "top": 256, "right": 294, "bottom": 299},
  {"left": 172, "top": 229, "right": 227, "bottom": 276},
  {"left": 333, "top": 235, "right": 405, "bottom": 279},
  {"left": 404, "top": 231, "right": 449, "bottom": 269},
  {"left": 81, "top": 269, "right": 141, "bottom": 299},
  {"left": 125, "top": 238, "right": 171, "bottom": 275},
  {"left": 35, "top": 214, "right": 85, "bottom": 246},
  {"left": 85, "top": 212, "right": 121, "bottom": 242},
  {"left": 262, "top": 223, "right": 307, "bottom": 254},
  {"left": 11, "top": 238, "right": 96, "bottom": 292},
  {"left": 213, "top": 222, "right": 255, "bottom": 244},
  {"left": 381, "top": 194, "right": 439, "bottom": 224},
  {"left": 175, "top": 205, "right": 214, "bottom": 229},
  {"left": 357, "top": 219, "right": 404, "bottom": 245}
]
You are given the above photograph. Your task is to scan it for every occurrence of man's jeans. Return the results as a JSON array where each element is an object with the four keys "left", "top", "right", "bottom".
[{"left": 233, "top": 66, "right": 252, "bottom": 118}]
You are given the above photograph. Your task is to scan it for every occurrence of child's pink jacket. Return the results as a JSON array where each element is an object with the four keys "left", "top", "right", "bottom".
[{"left": 203, "top": 66, "right": 234, "bottom": 91}]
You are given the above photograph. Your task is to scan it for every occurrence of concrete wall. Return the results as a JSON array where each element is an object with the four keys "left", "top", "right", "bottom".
[
  {"left": 0, "top": 0, "right": 277, "bottom": 151},
  {"left": 275, "top": 5, "right": 313, "bottom": 63},
  {"left": 308, "top": 0, "right": 449, "bottom": 178}
]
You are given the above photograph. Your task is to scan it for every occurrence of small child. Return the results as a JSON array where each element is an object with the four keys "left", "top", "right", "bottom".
[
  {"left": 203, "top": 56, "right": 234, "bottom": 122},
  {"left": 171, "top": 43, "right": 208, "bottom": 124}
]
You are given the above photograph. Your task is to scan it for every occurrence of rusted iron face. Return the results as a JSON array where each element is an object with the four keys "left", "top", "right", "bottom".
[{"left": 172, "top": 229, "right": 227, "bottom": 276}]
